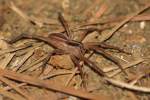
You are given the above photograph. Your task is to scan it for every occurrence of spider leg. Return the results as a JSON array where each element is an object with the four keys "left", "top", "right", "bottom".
[
  {"left": 7, "top": 33, "right": 44, "bottom": 44},
  {"left": 7, "top": 33, "right": 68, "bottom": 49},
  {"left": 70, "top": 55, "right": 84, "bottom": 78},
  {"left": 91, "top": 46, "right": 127, "bottom": 75},
  {"left": 83, "top": 42, "right": 130, "bottom": 54},
  {"left": 82, "top": 56, "right": 106, "bottom": 77},
  {"left": 7, "top": 33, "right": 28, "bottom": 43},
  {"left": 58, "top": 13, "right": 72, "bottom": 39},
  {"left": 70, "top": 55, "right": 86, "bottom": 87},
  {"left": 99, "top": 42, "right": 131, "bottom": 54}
]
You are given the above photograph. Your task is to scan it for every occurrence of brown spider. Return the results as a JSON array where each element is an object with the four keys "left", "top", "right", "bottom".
[{"left": 8, "top": 13, "right": 130, "bottom": 77}]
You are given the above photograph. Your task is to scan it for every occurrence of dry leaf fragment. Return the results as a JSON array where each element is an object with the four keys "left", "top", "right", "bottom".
[
  {"left": 0, "top": 53, "right": 15, "bottom": 69},
  {"left": 13, "top": 50, "right": 34, "bottom": 71}
]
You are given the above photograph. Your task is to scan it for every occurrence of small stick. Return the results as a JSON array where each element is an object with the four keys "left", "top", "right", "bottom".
[
  {"left": 65, "top": 51, "right": 93, "bottom": 87},
  {"left": 105, "top": 77, "right": 150, "bottom": 93},
  {"left": 129, "top": 74, "right": 144, "bottom": 85},
  {"left": 20, "top": 50, "right": 54, "bottom": 73},
  {"left": 81, "top": 14, "right": 150, "bottom": 27},
  {"left": 65, "top": 67, "right": 78, "bottom": 86},
  {"left": 0, "top": 53, "right": 15, "bottom": 69},
  {"left": 18, "top": 54, "right": 47, "bottom": 73},
  {"left": 101, "top": 4, "right": 150, "bottom": 42},
  {"left": 28, "top": 62, "right": 43, "bottom": 72},
  {"left": 79, "top": 2, "right": 107, "bottom": 42},
  {"left": 0, "top": 68, "right": 111, "bottom": 100},
  {"left": 15, "top": 42, "right": 44, "bottom": 57},
  {"left": 4, "top": 69, "right": 78, "bottom": 91},
  {"left": 13, "top": 49, "right": 34, "bottom": 71},
  {"left": 105, "top": 58, "right": 144, "bottom": 77},
  {"left": 91, "top": 46, "right": 127, "bottom": 75},
  {"left": 38, "top": 52, "right": 53, "bottom": 75},
  {"left": 129, "top": 70, "right": 150, "bottom": 85},
  {"left": 10, "top": 2, "right": 43, "bottom": 27},
  {"left": 56, "top": 13, "right": 150, "bottom": 35},
  {"left": 41, "top": 69, "right": 79, "bottom": 80},
  {"left": 0, "top": 87, "right": 25, "bottom": 100},
  {"left": 45, "top": 13, "right": 150, "bottom": 28},
  {"left": 48, "top": 12, "right": 150, "bottom": 36},
  {"left": 0, "top": 44, "right": 31, "bottom": 56},
  {"left": 103, "top": 58, "right": 144, "bottom": 72},
  {"left": 0, "top": 76, "right": 33, "bottom": 100},
  {"left": 4, "top": 83, "right": 27, "bottom": 91}
]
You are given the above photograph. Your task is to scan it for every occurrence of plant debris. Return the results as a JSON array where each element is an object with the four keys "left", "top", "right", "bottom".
[{"left": 0, "top": 0, "right": 149, "bottom": 100}]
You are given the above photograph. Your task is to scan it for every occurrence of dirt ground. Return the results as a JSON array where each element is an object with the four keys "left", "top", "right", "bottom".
[{"left": 0, "top": 0, "right": 150, "bottom": 100}]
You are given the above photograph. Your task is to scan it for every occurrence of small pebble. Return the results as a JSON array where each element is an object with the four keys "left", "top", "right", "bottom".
[
  {"left": 128, "top": 30, "right": 132, "bottom": 34},
  {"left": 123, "top": 24, "right": 128, "bottom": 28},
  {"left": 134, "top": 65, "right": 137, "bottom": 68},
  {"left": 140, "top": 21, "right": 146, "bottom": 29},
  {"left": 62, "top": 0, "right": 70, "bottom": 9}
]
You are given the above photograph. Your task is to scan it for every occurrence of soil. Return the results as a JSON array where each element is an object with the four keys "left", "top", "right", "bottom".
[{"left": 0, "top": 0, "right": 150, "bottom": 100}]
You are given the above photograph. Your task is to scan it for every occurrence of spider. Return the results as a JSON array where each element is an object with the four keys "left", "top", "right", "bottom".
[{"left": 8, "top": 13, "right": 130, "bottom": 78}]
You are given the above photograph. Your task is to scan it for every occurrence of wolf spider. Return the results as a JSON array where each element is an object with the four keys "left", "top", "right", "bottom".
[{"left": 8, "top": 13, "right": 130, "bottom": 78}]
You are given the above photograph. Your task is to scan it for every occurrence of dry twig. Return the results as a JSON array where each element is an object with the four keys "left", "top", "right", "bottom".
[
  {"left": 10, "top": 2, "right": 43, "bottom": 27},
  {"left": 106, "top": 58, "right": 144, "bottom": 77},
  {"left": 0, "top": 53, "right": 15, "bottom": 69},
  {"left": 82, "top": 14, "right": 150, "bottom": 27},
  {"left": 0, "top": 87, "right": 25, "bottom": 100},
  {"left": 105, "top": 77, "right": 150, "bottom": 93},
  {"left": 129, "top": 70, "right": 150, "bottom": 85},
  {"left": 0, "top": 44, "right": 31, "bottom": 56},
  {"left": 100, "top": 4, "right": 150, "bottom": 42},
  {"left": 103, "top": 58, "right": 144, "bottom": 72},
  {"left": 13, "top": 50, "right": 34, "bottom": 71},
  {"left": 15, "top": 42, "right": 44, "bottom": 57},
  {"left": 0, "top": 76, "right": 33, "bottom": 100},
  {"left": 18, "top": 54, "right": 48, "bottom": 73},
  {"left": 41, "top": 69, "right": 79, "bottom": 80},
  {"left": 4, "top": 83, "right": 27, "bottom": 91},
  {"left": 0, "top": 68, "right": 111, "bottom": 100},
  {"left": 65, "top": 67, "right": 78, "bottom": 86}
]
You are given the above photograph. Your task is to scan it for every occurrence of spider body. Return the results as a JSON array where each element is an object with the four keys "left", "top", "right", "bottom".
[
  {"left": 8, "top": 13, "right": 129, "bottom": 77},
  {"left": 9, "top": 31, "right": 129, "bottom": 77}
]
